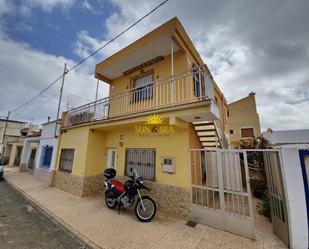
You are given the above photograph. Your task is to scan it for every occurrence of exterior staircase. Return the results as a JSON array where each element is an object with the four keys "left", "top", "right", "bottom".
[{"left": 193, "top": 121, "right": 226, "bottom": 149}]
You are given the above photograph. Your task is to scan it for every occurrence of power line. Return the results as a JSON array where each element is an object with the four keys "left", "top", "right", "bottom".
[
  {"left": 9, "top": 0, "right": 169, "bottom": 114},
  {"left": 10, "top": 74, "right": 63, "bottom": 113}
]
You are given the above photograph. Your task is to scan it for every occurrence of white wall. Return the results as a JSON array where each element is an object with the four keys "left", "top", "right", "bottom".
[
  {"left": 35, "top": 121, "right": 59, "bottom": 171},
  {"left": 280, "top": 148, "right": 308, "bottom": 249}
]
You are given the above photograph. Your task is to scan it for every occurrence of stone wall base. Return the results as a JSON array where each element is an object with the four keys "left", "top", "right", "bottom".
[
  {"left": 52, "top": 171, "right": 84, "bottom": 196},
  {"left": 51, "top": 172, "right": 191, "bottom": 219}
]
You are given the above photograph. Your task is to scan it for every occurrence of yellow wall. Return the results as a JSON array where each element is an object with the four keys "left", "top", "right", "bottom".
[
  {"left": 56, "top": 127, "right": 89, "bottom": 176},
  {"left": 101, "top": 123, "right": 190, "bottom": 188},
  {"left": 84, "top": 130, "right": 106, "bottom": 176},
  {"left": 57, "top": 117, "right": 192, "bottom": 189},
  {"left": 109, "top": 51, "right": 187, "bottom": 96},
  {"left": 227, "top": 94, "right": 261, "bottom": 147}
]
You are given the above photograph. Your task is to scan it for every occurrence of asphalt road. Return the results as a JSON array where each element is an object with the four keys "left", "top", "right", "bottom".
[{"left": 0, "top": 179, "right": 91, "bottom": 249}]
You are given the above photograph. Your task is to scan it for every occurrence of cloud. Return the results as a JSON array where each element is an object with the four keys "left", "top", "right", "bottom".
[
  {"left": 0, "top": 0, "right": 15, "bottom": 17},
  {"left": 73, "top": 0, "right": 309, "bottom": 130},
  {"left": 0, "top": 35, "right": 109, "bottom": 124},
  {"left": 81, "top": 0, "right": 94, "bottom": 12},
  {"left": 19, "top": 0, "right": 75, "bottom": 16},
  {"left": 1, "top": 0, "right": 309, "bottom": 131}
]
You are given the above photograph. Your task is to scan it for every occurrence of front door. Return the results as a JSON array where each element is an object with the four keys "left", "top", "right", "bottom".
[
  {"left": 28, "top": 149, "right": 36, "bottom": 169},
  {"left": 106, "top": 148, "right": 117, "bottom": 169}
]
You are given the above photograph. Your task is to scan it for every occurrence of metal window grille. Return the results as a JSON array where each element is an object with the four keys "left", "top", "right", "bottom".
[
  {"left": 125, "top": 149, "right": 155, "bottom": 181},
  {"left": 59, "top": 149, "right": 74, "bottom": 173}
]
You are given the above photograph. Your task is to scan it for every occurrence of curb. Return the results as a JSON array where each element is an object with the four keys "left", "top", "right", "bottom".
[{"left": 4, "top": 177, "right": 104, "bottom": 249}]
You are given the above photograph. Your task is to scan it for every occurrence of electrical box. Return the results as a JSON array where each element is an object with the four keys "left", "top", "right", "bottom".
[{"left": 162, "top": 157, "right": 175, "bottom": 174}]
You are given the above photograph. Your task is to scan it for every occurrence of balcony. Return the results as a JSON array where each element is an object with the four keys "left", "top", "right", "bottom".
[{"left": 63, "top": 66, "right": 217, "bottom": 127}]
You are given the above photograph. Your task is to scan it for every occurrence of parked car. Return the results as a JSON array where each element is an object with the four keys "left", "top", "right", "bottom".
[{"left": 0, "top": 157, "right": 5, "bottom": 180}]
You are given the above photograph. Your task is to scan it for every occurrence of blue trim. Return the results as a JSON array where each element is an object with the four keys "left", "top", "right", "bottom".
[{"left": 299, "top": 149, "right": 309, "bottom": 248}]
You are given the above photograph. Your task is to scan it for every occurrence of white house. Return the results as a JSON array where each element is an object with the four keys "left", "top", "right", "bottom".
[
  {"left": 33, "top": 120, "right": 59, "bottom": 184},
  {"left": 262, "top": 128, "right": 309, "bottom": 147},
  {"left": 20, "top": 120, "right": 59, "bottom": 184},
  {"left": 20, "top": 130, "right": 41, "bottom": 171}
]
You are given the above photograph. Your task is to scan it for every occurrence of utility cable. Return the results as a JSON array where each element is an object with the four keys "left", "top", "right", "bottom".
[{"left": 9, "top": 0, "right": 169, "bottom": 114}]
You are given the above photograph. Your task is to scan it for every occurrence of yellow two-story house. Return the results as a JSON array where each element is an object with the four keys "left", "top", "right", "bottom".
[{"left": 52, "top": 17, "right": 228, "bottom": 218}]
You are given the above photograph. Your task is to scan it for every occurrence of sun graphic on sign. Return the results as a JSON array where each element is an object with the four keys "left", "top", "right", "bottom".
[{"left": 145, "top": 114, "right": 164, "bottom": 125}]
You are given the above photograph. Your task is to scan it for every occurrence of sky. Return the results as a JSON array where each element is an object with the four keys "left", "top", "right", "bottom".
[{"left": 0, "top": 0, "right": 308, "bottom": 131}]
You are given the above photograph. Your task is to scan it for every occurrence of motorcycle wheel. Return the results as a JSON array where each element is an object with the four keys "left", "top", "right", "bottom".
[
  {"left": 105, "top": 190, "right": 117, "bottom": 209},
  {"left": 135, "top": 196, "right": 156, "bottom": 222}
]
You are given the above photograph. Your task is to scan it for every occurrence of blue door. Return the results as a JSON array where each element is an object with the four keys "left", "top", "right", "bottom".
[{"left": 42, "top": 146, "right": 53, "bottom": 168}]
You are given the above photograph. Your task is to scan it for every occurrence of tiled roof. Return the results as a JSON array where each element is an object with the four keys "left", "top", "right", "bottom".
[{"left": 26, "top": 130, "right": 42, "bottom": 137}]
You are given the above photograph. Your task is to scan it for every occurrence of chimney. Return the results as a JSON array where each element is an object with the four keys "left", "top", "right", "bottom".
[
  {"left": 47, "top": 116, "right": 50, "bottom": 123},
  {"left": 267, "top": 128, "right": 273, "bottom": 133}
]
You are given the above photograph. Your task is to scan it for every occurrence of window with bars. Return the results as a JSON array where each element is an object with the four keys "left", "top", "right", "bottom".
[
  {"left": 59, "top": 149, "right": 74, "bottom": 173},
  {"left": 131, "top": 73, "right": 153, "bottom": 102},
  {"left": 125, "top": 149, "right": 156, "bottom": 181}
]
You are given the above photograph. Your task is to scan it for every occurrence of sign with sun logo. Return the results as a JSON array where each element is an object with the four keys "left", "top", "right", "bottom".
[
  {"left": 134, "top": 114, "right": 174, "bottom": 137},
  {"left": 144, "top": 114, "right": 164, "bottom": 125}
]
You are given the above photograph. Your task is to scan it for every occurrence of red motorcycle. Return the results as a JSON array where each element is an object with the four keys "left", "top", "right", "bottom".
[{"left": 103, "top": 168, "right": 156, "bottom": 222}]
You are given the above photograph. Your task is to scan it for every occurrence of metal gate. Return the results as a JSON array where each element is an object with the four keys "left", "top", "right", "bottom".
[
  {"left": 190, "top": 149, "right": 255, "bottom": 238},
  {"left": 263, "top": 151, "right": 289, "bottom": 246}
]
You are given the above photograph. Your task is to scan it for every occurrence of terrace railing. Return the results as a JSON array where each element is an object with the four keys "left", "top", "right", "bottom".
[{"left": 64, "top": 66, "right": 215, "bottom": 127}]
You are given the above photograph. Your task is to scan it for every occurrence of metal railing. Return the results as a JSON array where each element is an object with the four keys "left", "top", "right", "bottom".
[{"left": 64, "top": 66, "right": 215, "bottom": 127}]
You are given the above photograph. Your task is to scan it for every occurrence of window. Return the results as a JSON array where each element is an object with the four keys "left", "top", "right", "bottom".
[
  {"left": 125, "top": 149, "right": 155, "bottom": 181},
  {"left": 59, "top": 149, "right": 74, "bottom": 173},
  {"left": 131, "top": 73, "right": 153, "bottom": 102},
  {"left": 40, "top": 145, "right": 53, "bottom": 169},
  {"left": 229, "top": 129, "right": 234, "bottom": 135},
  {"left": 241, "top": 128, "right": 254, "bottom": 138}
]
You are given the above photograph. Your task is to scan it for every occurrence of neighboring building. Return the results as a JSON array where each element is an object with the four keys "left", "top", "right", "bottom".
[
  {"left": 262, "top": 129, "right": 309, "bottom": 147},
  {"left": 0, "top": 118, "right": 38, "bottom": 166},
  {"left": 52, "top": 17, "right": 232, "bottom": 218},
  {"left": 0, "top": 119, "right": 26, "bottom": 158},
  {"left": 226, "top": 92, "right": 261, "bottom": 148},
  {"left": 20, "top": 120, "right": 60, "bottom": 184},
  {"left": 34, "top": 120, "right": 59, "bottom": 183},
  {"left": 20, "top": 130, "right": 42, "bottom": 171}
]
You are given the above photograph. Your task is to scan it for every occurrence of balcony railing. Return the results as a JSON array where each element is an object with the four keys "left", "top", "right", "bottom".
[{"left": 63, "top": 66, "right": 215, "bottom": 127}]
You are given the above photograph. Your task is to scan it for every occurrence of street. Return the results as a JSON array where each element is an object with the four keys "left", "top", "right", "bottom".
[{"left": 0, "top": 180, "right": 91, "bottom": 249}]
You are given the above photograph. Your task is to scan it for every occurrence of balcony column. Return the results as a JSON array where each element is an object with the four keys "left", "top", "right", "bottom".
[
  {"left": 170, "top": 38, "right": 175, "bottom": 104},
  {"left": 94, "top": 79, "right": 99, "bottom": 119}
]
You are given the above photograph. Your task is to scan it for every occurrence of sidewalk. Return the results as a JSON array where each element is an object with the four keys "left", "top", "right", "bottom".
[{"left": 4, "top": 171, "right": 287, "bottom": 249}]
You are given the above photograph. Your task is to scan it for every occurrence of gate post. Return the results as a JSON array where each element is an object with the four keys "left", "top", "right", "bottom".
[
  {"left": 216, "top": 150, "right": 225, "bottom": 212},
  {"left": 243, "top": 151, "right": 255, "bottom": 223}
]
